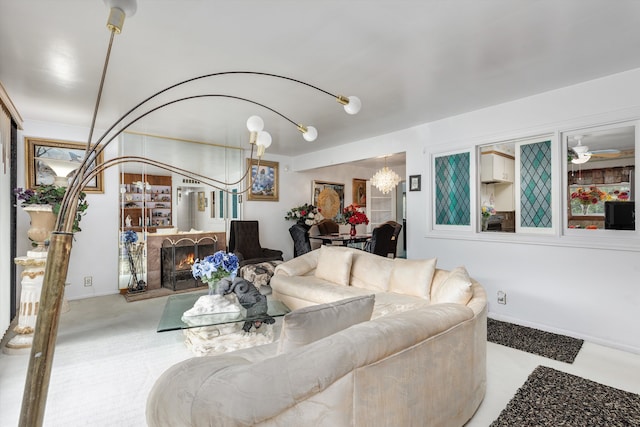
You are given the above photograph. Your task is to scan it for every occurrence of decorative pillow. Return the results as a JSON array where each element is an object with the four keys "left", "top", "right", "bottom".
[
  {"left": 277, "top": 294, "right": 375, "bottom": 353},
  {"left": 432, "top": 266, "right": 473, "bottom": 305},
  {"left": 314, "top": 245, "right": 353, "bottom": 286},
  {"left": 389, "top": 258, "right": 437, "bottom": 300}
]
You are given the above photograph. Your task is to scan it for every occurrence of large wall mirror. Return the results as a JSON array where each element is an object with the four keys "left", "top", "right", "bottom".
[
  {"left": 563, "top": 123, "right": 636, "bottom": 232},
  {"left": 117, "top": 133, "right": 244, "bottom": 291},
  {"left": 119, "top": 133, "right": 243, "bottom": 234}
]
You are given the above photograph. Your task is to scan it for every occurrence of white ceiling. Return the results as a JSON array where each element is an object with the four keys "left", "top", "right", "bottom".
[{"left": 3, "top": 1, "right": 640, "bottom": 159}]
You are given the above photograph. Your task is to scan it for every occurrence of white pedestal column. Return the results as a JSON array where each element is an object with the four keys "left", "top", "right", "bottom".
[
  {"left": 2, "top": 255, "right": 70, "bottom": 355},
  {"left": 3, "top": 257, "right": 46, "bottom": 354}
]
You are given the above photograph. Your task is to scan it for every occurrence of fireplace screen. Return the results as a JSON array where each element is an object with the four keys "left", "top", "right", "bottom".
[{"left": 161, "top": 237, "right": 217, "bottom": 291}]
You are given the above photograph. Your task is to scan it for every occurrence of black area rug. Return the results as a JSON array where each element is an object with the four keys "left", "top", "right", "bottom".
[
  {"left": 491, "top": 365, "right": 640, "bottom": 427},
  {"left": 487, "top": 318, "right": 584, "bottom": 363}
]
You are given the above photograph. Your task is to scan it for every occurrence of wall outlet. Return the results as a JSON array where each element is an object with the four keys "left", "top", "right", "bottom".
[
  {"left": 497, "top": 290, "right": 506, "bottom": 305},
  {"left": 83, "top": 276, "right": 93, "bottom": 287}
]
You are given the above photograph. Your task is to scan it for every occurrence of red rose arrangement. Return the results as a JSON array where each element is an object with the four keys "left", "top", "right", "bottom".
[{"left": 343, "top": 203, "right": 369, "bottom": 225}]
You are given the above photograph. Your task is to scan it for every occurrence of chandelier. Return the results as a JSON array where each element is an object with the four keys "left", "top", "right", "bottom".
[
  {"left": 371, "top": 157, "right": 401, "bottom": 194},
  {"left": 20, "top": 1, "right": 362, "bottom": 425}
]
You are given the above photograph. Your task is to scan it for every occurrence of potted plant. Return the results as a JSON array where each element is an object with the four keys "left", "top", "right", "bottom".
[{"left": 14, "top": 185, "right": 89, "bottom": 252}]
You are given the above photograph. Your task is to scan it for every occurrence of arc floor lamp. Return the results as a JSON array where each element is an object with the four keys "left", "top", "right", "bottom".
[{"left": 19, "top": 1, "right": 361, "bottom": 425}]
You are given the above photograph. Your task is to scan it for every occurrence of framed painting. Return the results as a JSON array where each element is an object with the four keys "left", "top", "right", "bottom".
[
  {"left": 312, "top": 180, "right": 345, "bottom": 221},
  {"left": 247, "top": 159, "right": 279, "bottom": 201},
  {"left": 352, "top": 178, "right": 367, "bottom": 206},
  {"left": 25, "top": 137, "right": 104, "bottom": 193},
  {"left": 409, "top": 175, "right": 421, "bottom": 191}
]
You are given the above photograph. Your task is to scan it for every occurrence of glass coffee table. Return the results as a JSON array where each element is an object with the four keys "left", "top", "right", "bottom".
[{"left": 157, "top": 291, "right": 290, "bottom": 332}]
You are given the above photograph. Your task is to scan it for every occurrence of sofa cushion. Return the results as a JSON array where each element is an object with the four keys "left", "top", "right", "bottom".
[
  {"left": 314, "top": 245, "right": 353, "bottom": 286},
  {"left": 277, "top": 294, "right": 375, "bottom": 353},
  {"left": 389, "top": 258, "right": 437, "bottom": 300},
  {"left": 271, "top": 275, "right": 374, "bottom": 308},
  {"left": 350, "top": 250, "right": 394, "bottom": 292},
  {"left": 431, "top": 266, "right": 473, "bottom": 305}
]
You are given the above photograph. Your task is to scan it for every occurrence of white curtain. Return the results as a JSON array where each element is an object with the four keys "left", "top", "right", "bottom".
[{"left": 0, "top": 104, "right": 11, "bottom": 337}]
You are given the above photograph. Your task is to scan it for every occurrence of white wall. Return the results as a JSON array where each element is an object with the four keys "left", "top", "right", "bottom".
[
  {"left": 413, "top": 69, "right": 640, "bottom": 354},
  {"left": 12, "top": 127, "right": 400, "bottom": 300},
  {"left": 291, "top": 67, "right": 640, "bottom": 354},
  {"left": 16, "top": 121, "right": 120, "bottom": 301},
  {"left": 243, "top": 155, "right": 403, "bottom": 260}
]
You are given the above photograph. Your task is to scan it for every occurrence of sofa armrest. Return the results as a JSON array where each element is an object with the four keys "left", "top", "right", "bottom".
[
  {"left": 147, "top": 355, "right": 251, "bottom": 427},
  {"left": 147, "top": 303, "right": 477, "bottom": 427},
  {"left": 274, "top": 249, "right": 320, "bottom": 277}
]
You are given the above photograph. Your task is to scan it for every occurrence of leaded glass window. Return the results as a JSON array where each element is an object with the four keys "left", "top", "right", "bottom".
[{"left": 435, "top": 152, "right": 470, "bottom": 226}]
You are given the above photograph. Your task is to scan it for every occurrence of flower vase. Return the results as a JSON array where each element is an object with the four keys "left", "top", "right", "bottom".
[
  {"left": 23, "top": 205, "right": 56, "bottom": 258},
  {"left": 350, "top": 223, "right": 357, "bottom": 237},
  {"left": 580, "top": 204, "right": 590, "bottom": 215},
  {"left": 207, "top": 280, "right": 219, "bottom": 296},
  {"left": 481, "top": 217, "right": 489, "bottom": 231}
]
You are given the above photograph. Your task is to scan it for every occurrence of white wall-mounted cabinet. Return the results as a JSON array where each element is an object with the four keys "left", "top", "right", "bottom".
[
  {"left": 492, "top": 183, "right": 515, "bottom": 211},
  {"left": 481, "top": 152, "right": 515, "bottom": 183}
]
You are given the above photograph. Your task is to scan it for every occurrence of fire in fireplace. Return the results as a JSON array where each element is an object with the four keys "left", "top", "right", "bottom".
[
  {"left": 161, "top": 237, "right": 217, "bottom": 291},
  {"left": 176, "top": 252, "right": 195, "bottom": 270}
]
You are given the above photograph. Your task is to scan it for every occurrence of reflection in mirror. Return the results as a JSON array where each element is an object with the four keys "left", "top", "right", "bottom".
[
  {"left": 119, "top": 133, "right": 243, "bottom": 234},
  {"left": 175, "top": 186, "right": 202, "bottom": 230},
  {"left": 118, "top": 133, "right": 244, "bottom": 293},
  {"left": 565, "top": 124, "right": 635, "bottom": 231}
]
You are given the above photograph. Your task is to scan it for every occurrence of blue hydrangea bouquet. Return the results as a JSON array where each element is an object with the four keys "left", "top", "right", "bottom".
[{"left": 191, "top": 250, "right": 239, "bottom": 294}]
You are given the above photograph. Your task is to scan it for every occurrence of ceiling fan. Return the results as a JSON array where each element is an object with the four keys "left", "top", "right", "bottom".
[{"left": 568, "top": 135, "right": 621, "bottom": 164}]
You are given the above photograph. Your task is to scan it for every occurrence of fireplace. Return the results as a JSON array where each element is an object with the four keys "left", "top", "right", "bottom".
[{"left": 161, "top": 237, "right": 217, "bottom": 291}]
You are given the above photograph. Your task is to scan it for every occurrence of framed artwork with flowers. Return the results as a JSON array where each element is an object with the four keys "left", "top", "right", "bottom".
[
  {"left": 25, "top": 137, "right": 104, "bottom": 193},
  {"left": 247, "top": 159, "right": 279, "bottom": 201}
]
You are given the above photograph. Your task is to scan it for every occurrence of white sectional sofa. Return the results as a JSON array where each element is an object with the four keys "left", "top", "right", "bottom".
[{"left": 147, "top": 246, "right": 487, "bottom": 427}]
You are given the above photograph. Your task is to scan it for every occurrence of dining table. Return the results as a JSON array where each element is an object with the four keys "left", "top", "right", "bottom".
[{"left": 309, "top": 233, "right": 372, "bottom": 250}]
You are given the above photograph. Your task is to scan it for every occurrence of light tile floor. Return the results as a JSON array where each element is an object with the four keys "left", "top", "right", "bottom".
[{"left": 1, "top": 293, "right": 639, "bottom": 426}]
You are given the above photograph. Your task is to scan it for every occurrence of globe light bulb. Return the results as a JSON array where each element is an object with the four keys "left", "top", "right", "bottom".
[
  {"left": 104, "top": 0, "right": 137, "bottom": 16},
  {"left": 246, "top": 115, "right": 264, "bottom": 132},
  {"left": 256, "top": 131, "right": 272, "bottom": 148},
  {"left": 303, "top": 126, "right": 318, "bottom": 142},
  {"left": 343, "top": 96, "right": 362, "bottom": 115}
]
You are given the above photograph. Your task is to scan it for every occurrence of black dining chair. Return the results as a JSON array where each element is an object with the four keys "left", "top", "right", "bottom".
[
  {"left": 384, "top": 220, "right": 403, "bottom": 258},
  {"left": 289, "top": 223, "right": 312, "bottom": 257},
  {"left": 366, "top": 223, "right": 396, "bottom": 257}
]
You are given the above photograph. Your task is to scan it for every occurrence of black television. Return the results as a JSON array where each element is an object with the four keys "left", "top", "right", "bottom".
[{"left": 604, "top": 201, "right": 635, "bottom": 230}]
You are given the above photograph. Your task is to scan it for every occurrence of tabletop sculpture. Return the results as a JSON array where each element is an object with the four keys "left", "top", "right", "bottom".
[{"left": 217, "top": 276, "right": 275, "bottom": 332}]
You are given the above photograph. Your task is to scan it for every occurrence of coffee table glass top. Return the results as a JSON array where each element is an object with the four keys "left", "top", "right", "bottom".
[{"left": 157, "top": 291, "right": 290, "bottom": 332}]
